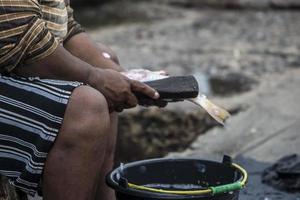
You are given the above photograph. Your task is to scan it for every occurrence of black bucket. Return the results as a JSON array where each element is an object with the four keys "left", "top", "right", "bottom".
[{"left": 106, "top": 156, "right": 247, "bottom": 200}]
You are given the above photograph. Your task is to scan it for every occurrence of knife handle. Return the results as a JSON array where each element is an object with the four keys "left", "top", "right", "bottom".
[{"left": 134, "top": 76, "right": 199, "bottom": 106}]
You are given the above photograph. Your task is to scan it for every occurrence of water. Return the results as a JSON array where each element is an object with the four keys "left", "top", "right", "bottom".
[{"left": 143, "top": 183, "right": 205, "bottom": 190}]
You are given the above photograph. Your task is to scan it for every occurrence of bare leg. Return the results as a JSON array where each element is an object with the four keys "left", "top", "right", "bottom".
[
  {"left": 43, "top": 86, "right": 111, "bottom": 200},
  {"left": 95, "top": 113, "right": 118, "bottom": 200}
]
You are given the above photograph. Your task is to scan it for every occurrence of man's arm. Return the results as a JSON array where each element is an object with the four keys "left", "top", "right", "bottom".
[
  {"left": 15, "top": 45, "right": 91, "bottom": 82},
  {"left": 64, "top": 33, "right": 123, "bottom": 71},
  {"left": 14, "top": 45, "right": 159, "bottom": 111}
]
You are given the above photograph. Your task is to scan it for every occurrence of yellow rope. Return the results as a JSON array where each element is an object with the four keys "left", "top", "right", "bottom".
[
  {"left": 128, "top": 183, "right": 212, "bottom": 195},
  {"left": 126, "top": 162, "right": 248, "bottom": 195},
  {"left": 232, "top": 163, "right": 248, "bottom": 187}
]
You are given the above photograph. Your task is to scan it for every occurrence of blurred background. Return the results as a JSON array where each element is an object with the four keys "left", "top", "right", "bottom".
[
  {"left": 72, "top": 1, "right": 300, "bottom": 199},
  {"left": 2, "top": 0, "right": 300, "bottom": 200},
  {"left": 0, "top": 0, "right": 300, "bottom": 200}
]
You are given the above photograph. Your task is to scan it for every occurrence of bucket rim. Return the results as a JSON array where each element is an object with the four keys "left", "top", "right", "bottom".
[{"left": 106, "top": 157, "right": 247, "bottom": 199}]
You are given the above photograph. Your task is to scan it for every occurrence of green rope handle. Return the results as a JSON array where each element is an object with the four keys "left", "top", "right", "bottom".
[{"left": 210, "top": 182, "right": 243, "bottom": 195}]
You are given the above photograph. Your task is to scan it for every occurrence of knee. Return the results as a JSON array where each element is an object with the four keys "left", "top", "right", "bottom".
[
  {"left": 70, "top": 85, "right": 109, "bottom": 119},
  {"left": 60, "top": 86, "right": 110, "bottom": 148},
  {"left": 97, "top": 43, "right": 120, "bottom": 64}
]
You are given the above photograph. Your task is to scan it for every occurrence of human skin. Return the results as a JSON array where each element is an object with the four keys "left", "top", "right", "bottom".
[
  {"left": 13, "top": 32, "right": 157, "bottom": 200},
  {"left": 64, "top": 33, "right": 123, "bottom": 199},
  {"left": 14, "top": 40, "right": 159, "bottom": 112}
]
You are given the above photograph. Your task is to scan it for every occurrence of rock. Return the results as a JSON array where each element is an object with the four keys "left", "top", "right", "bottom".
[
  {"left": 115, "top": 108, "right": 219, "bottom": 164},
  {"left": 262, "top": 154, "right": 300, "bottom": 193},
  {"left": 209, "top": 73, "right": 257, "bottom": 96}
]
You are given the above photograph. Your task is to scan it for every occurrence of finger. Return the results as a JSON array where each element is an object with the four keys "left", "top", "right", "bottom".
[
  {"left": 139, "top": 99, "right": 167, "bottom": 107},
  {"left": 125, "top": 93, "right": 138, "bottom": 108},
  {"left": 137, "top": 98, "right": 152, "bottom": 107},
  {"left": 114, "top": 106, "right": 123, "bottom": 113},
  {"left": 130, "top": 80, "right": 159, "bottom": 99},
  {"left": 156, "top": 100, "right": 168, "bottom": 108}
]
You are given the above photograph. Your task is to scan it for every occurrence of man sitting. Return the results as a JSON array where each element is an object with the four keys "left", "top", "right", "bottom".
[{"left": 0, "top": 1, "right": 159, "bottom": 199}]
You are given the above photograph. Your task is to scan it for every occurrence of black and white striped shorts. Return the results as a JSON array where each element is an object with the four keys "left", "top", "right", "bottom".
[{"left": 0, "top": 74, "right": 82, "bottom": 195}]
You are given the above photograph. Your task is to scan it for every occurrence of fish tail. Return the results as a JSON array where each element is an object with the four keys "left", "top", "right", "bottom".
[{"left": 190, "top": 95, "right": 230, "bottom": 125}]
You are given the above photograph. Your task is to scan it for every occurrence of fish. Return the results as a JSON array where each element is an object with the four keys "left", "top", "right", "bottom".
[
  {"left": 122, "top": 69, "right": 230, "bottom": 125},
  {"left": 188, "top": 95, "right": 230, "bottom": 125},
  {"left": 122, "top": 69, "right": 168, "bottom": 82}
]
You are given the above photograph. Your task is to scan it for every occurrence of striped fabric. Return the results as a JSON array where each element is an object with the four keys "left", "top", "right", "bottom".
[
  {"left": 0, "top": 0, "right": 84, "bottom": 73},
  {"left": 0, "top": 0, "right": 85, "bottom": 195},
  {"left": 0, "top": 74, "right": 82, "bottom": 195}
]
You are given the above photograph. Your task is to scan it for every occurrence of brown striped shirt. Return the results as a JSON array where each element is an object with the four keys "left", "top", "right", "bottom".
[{"left": 0, "top": 0, "right": 84, "bottom": 73}]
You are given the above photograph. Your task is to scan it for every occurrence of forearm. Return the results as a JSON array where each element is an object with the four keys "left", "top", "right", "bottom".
[
  {"left": 13, "top": 45, "right": 95, "bottom": 83},
  {"left": 64, "top": 33, "right": 123, "bottom": 72}
]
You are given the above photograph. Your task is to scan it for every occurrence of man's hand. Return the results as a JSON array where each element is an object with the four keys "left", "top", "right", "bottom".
[
  {"left": 63, "top": 34, "right": 168, "bottom": 110},
  {"left": 87, "top": 68, "right": 159, "bottom": 112}
]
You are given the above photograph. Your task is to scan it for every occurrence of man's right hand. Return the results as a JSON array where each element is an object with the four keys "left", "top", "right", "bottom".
[{"left": 87, "top": 68, "right": 159, "bottom": 112}]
